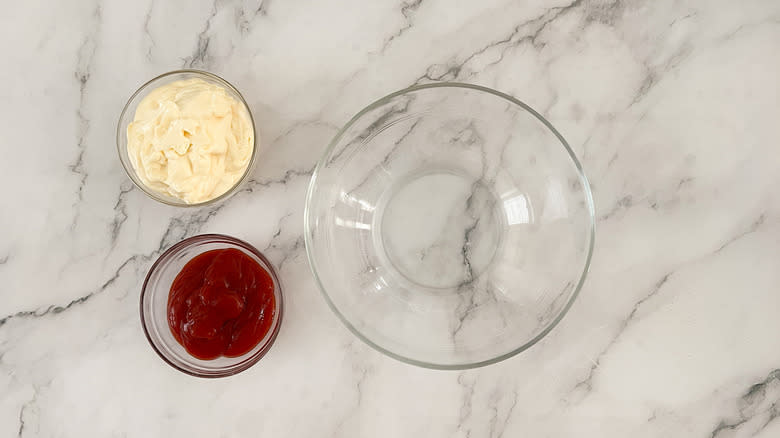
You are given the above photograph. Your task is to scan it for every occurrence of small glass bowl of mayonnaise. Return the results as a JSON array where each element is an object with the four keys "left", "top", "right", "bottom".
[{"left": 117, "top": 70, "right": 257, "bottom": 207}]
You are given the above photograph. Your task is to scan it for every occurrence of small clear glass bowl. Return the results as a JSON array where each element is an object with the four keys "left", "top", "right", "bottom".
[
  {"left": 305, "top": 83, "right": 595, "bottom": 369},
  {"left": 117, "top": 70, "right": 257, "bottom": 207},
  {"left": 140, "top": 234, "right": 283, "bottom": 377}
]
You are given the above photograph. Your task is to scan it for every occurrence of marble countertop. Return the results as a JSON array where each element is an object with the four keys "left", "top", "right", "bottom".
[{"left": 2, "top": 0, "right": 780, "bottom": 436}]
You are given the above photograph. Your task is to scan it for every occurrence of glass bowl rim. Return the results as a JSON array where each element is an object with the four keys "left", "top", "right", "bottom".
[
  {"left": 139, "top": 233, "right": 283, "bottom": 378},
  {"left": 116, "top": 69, "right": 258, "bottom": 208},
  {"left": 304, "top": 81, "right": 596, "bottom": 370}
]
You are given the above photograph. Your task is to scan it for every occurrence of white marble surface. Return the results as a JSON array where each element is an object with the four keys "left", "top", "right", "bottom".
[{"left": 1, "top": 0, "right": 779, "bottom": 436}]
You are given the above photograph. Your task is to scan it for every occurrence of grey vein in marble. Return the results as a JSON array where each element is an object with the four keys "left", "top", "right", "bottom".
[
  {"left": 377, "top": 0, "right": 425, "bottom": 54},
  {"left": 69, "top": 5, "right": 101, "bottom": 210},
  {"left": 0, "top": 254, "right": 136, "bottom": 328},
  {"left": 571, "top": 272, "right": 672, "bottom": 396},
  {"left": 184, "top": 0, "right": 218, "bottom": 68},
  {"left": 413, "top": 0, "right": 585, "bottom": 85},
  {"left": 709, "top": 369, "right": 780, "bottom": 438}
]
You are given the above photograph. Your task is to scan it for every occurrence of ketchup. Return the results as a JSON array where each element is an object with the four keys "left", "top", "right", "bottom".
[{"left": 167, "top": 248, "right": 276, "bottom": 360}]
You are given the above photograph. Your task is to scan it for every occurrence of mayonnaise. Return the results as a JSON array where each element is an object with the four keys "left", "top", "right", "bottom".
[{"left": 126, "top": 78, "right": 254, "bottom": 204}]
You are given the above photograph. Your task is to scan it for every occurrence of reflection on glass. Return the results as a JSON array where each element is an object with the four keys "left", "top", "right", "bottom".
[
  {"left": 373, "top": 274, "right": 389, "bottom": 293},
  {"left": 334, "top": 216, "right": 372, "bottom": 230},
  {"left": 503, "top": 193, "right": 532, "bottom": 225},
  {"left": 339, "top": 190, "right": 376, "bottom": 211},
  {"left": 541, "top": 180, "right": 568, "bottom": 221}
]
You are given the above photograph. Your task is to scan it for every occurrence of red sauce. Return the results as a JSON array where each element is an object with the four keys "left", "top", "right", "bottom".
[{"left": 167, "top": 248, "right": 276, "bottom": 360}]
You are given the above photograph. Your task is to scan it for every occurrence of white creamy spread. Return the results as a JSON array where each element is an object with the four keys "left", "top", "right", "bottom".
[{"left": 126, "top": 78, "right": 254, "bottom": 204}]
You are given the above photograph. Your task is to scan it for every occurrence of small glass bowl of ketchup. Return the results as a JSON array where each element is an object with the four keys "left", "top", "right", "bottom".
[{"left": 140, "top": 234, "right": 283, "bottom": 377}]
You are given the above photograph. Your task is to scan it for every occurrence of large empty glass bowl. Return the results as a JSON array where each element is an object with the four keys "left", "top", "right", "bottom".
[{"left": 305, "top": 83, "right": 594, "bottom": 369}]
